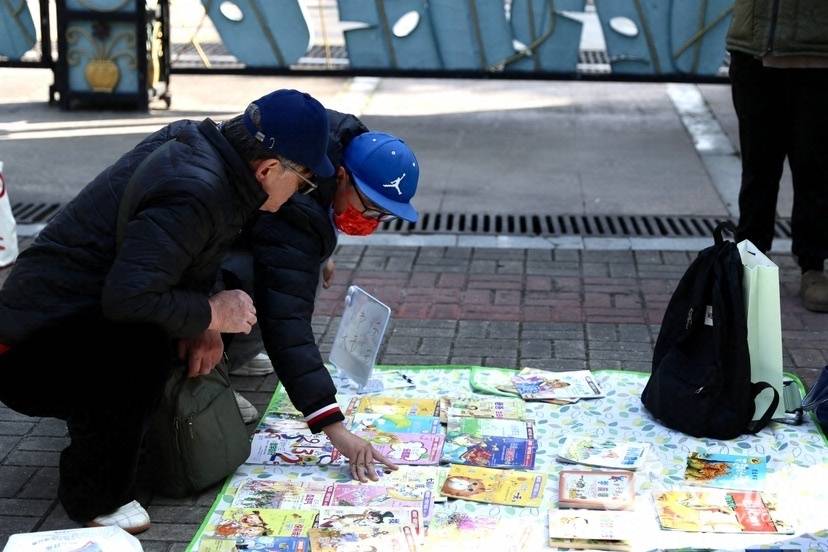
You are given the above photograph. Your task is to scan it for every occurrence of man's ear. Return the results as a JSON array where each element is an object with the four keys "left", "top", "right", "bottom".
[
  {"left": 335, "top": 166, "right": 349, "bottom": 190},
  {"left": 252, "top": 158, "right": 280, "bottom": 181}
]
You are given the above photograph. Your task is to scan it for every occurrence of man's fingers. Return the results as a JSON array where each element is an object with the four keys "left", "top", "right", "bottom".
[
  {"left": 188, "top": 351, "right": 202, "bottom": 378},
  {"left": 371, "top": 448, "right": 398, "bottom": 472}
]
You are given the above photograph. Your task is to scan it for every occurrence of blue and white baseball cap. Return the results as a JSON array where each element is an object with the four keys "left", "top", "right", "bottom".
[
  {"left": 243, "top": 89, "right": 334, "bottom": 177},
  {"left": 343, "top": 132, "right": 419, "bottom": 222}
]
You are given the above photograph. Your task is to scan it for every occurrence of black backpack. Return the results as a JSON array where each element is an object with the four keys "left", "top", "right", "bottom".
[{"left": 641, "top": 222, "right": 779, "bottom": 440}]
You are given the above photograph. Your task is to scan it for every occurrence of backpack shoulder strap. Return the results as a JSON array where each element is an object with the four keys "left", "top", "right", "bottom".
[
  {"left": 116, "top": 141, "right": 174, "bottom": 250},
  {"left": 746, "top": 382, "right": 780, "bottom": 434}
]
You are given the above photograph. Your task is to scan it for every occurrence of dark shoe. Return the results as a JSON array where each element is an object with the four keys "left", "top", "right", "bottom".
[{"left": 800, "top": 270, "right": 828, "bottom": 312}]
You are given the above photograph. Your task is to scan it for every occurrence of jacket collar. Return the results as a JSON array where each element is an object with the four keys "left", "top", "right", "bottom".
[{"left": 198, "top": 118, "right": 268, "bottom": 218}]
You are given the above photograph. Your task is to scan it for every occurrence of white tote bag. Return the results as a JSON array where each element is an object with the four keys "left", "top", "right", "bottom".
[
  {"left": 0, "top": 161, "right": 19, "bottom": 268},
  {"left": 738, "top": 240, "right": 786, "bottom": 420}
]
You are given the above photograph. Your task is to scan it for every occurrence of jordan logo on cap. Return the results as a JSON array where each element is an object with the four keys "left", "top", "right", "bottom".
[{"left": 384, "top": 173, "right": 406, "bottom": 196}]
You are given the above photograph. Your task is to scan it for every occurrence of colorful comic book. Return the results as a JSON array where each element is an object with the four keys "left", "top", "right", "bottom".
[
  {"left": 309, "top": 526, "right": 418, "bottom": 552},
  {"left": 444, "top": 397, "right": 526, "bottom": 420},
  {"left": 423, "top": 511, "right": 540, "bottom": 552},
  {"left": 198, "top": 536, "right": 309, "bottom": 551},
  {"left": 558, "top": 470, "right": 635, "bottom": 510},
  {"left": 353, "top": 431, "right": 444, "bottom": 465},
  {"left": 230, "top": 478, "right": 334, "bottom": 510},
  {"left": 511, "top": 368, "right": 604, "bottom": 401},
  {"left": 547, "top": 509, "right": 635, "bottom": 551},
  {"left": 440, "top": 465, "right": 546, "bottom": 507},
  {"left": 246, "top": 433, "right": 342, "bottom": 466},
  {"left": 206, "top": 509, "right": 317, "bottom": 539},
  {"left": 447, "top": 416, "right": 534, "bottom": 439},
  {"left": 441, "top": 434, "right": 537, "bottom": 469},
  {"left": 348, "top": 413, "right": 442, "bottom": 434},
  {"left": 318, "top": 506, "right": 423, "bottom": 537},
  {"left": 654, "top": 490, "right": 794, "bottom": 534},
  {"left": 556, "top": 438, "right": 649, "bottom": 471},
  {"left": 684, "top": 452, "right": 767, "bottom": 490},
  {"left": 355, "top": 465, "right": 445, "bottom": 504},
  {"left": 347, "top": 396, "right": 439, "bottom": 417},
  {"left": 328, "top": 483, "right": 436, "bottom": 520}
]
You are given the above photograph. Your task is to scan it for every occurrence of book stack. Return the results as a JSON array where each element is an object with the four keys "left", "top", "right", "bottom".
[
  {"left": 511, "top": 368, "right": 605, "bottom": 404},
  {"left": 557, "top": 437, "right": 649, "bottom": 471}
]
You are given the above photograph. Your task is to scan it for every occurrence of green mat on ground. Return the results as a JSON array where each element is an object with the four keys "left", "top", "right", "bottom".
[{"left": 186, "top": 366, "right": 828, "bottom": 551}]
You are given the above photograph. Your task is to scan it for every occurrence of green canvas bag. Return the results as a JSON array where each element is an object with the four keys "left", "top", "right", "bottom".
[{"left": 116, "top": 141, "right": 251, "bottom": 497}]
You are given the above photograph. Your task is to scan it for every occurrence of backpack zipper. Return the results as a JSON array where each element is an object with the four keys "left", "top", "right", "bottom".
[{"left": 766, "top": 0, "right": 782, "bottom": 54}]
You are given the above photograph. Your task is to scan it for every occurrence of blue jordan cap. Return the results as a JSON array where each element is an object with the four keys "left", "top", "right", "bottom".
[
  {"left": 343, "top": 132, "right": 419, "bottom": 223},
  {"left": 243, "top": 89, "right": 335, "bottom": 178}
]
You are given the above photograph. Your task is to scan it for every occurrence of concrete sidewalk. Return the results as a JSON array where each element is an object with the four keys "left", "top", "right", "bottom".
[{"left": 1, "top": 238, "right": 827, "bottom": 550}]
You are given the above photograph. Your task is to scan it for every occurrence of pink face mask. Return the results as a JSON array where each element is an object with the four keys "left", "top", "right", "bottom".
[{"left": 333, "top": 204, "right": 380, "bottom": 236}]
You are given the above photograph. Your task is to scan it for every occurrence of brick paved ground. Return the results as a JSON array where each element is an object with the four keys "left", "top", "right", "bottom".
[{"left": 1, "top": 243, "right": 826, "bottom": 549}]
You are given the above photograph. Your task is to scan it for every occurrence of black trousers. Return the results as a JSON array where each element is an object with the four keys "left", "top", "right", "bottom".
[
  {"left": 0, "top": 316, "right": 174, "bottom": 522},
  {"left": 729, "top": 51, "right": 828, "bottom": 268}
]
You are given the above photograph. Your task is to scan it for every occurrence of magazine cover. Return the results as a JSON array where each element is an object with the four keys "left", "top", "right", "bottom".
[
  {"left": 441, "top": 434, "right": 537, "bottom": 469},
  {"left": 198, "top": 536, "right": 309, "bottom": 551},
  {"left": 318, "top": 506, "right": 423, "bottom": 537},
  {"left": 547, "top": 509, "right": 634, "bottom": 551},
  {"left": 246, "top": 433, "right": 342, "bottom": 466},
  {"left": 349, "top": 413, "right": 442, "bottom": 434},
  {"left": 684, "top": 452, "right": 767, "bottom": 490},
  {"left": 558, "top": 470, "right": 635, "bottom": 510},
  {"left": 440, "top": 465, "right": 546, "bottom": 507},
  {"left": 557, "top": 438, "right": 649, "bottom": 471},
  {"left": 511, "top": 368, "right": 604, "bottom": 400},
  {"left": 445, "top": 397, "right": 526, "bottom": 420},
  {"left": 328, "top": 483, "right": 435, "bottom": 520},
  {"left": 423, "top": 511, "right": 541, "bottom": 552},
  {"left": 207, "top": 509, "right": 318, "bottom": 539},
  {"left": 354, "top": 431, "right": 445, "bottom": 465},
  {"left": 308, "top": 526, "right": 418, "bottom": 552},
  {"left": 230, "top": 478, "right": 334, "bottom": 510},
  {"left": 654, "top": 490, "right": 794, "bottom": 534},
  {"left": 347, "top": 396, "right": 439, "bottom": 417},
  {"left": 447, "top": 417, "right": 534, "bottom": 439},
  {"left": 352, "top": 465, "right": 444, "bottom": 505}
]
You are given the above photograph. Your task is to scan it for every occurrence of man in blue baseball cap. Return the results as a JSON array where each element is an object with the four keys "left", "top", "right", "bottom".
[
  {"left": 0, "top": 88, "right": 332, "bottom": 533},
  {"left": 217, "top": 110, "right": 420, "bottom": 482}
]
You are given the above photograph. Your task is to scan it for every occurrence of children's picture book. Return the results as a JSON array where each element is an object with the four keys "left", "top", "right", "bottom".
[
  {"left": 684, "top": 452, "right": 767, "bottom": 490},
  {"left": 654, "top": 490, "right": 794, "bottom": 534},
  {"left": 447, "top": 416, "right": 534, "bottom": 439},
  {"left": 246, "top": 433, "right": 342, "bottom": 466},
  {"left": 438, "top": 397, "right": 450, "bottom": 424},
  {"left": 207, "top": 509, "right": 318, "bottom": 539},
  {"left": 444, "top": 397, "right": 526, "bottom": 420},
  {"left": 347, "top": 396, "right": 439, "bottom": 417},
  {"left": 441, "top": 434, "right": 537, "bottom": 469},
  {"left": 547, "top": 509, "right": 635, "bottom": 551},
  {"left": 557, "top": 438, "right": 649, "bottom": 471},
  {"left": 511, "top": 368, "right": 604, "bottom": 401},
  {"left": 353, "top": 431, "right": 445, "bottom": 465},
  {"left": 318, "top": 506, "right": 423, "bottom": 537},
  {"left": 439, "top": 464, "right": 546, "bottom": 508},
  {"left": 558, "top": 470, "right": 635, "bottom": 510},
  {"left": 198, "top": 536, "right": 309, "bottom": 551},
  {"left": 351, "top": 465, "right": 444, "bottom": 505},
  {"left": 308, "top": 526, "right": 418, "bottom": 552},
  {"left": 328, "top": 483, "right": 435, "bottom": 520},
  {"left": 423, "top": 511, "right": 540, "bottom": 552},
  {"left": 348, "top": 413, "right": 442, "bottom": 434},
  {"left": 230, "top": 478, "right": 334, "bottom": 510}
]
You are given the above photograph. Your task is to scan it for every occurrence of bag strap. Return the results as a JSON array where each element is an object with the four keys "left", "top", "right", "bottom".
[
  {"left": 116, "top": 141, "right": 174, "bottom": 249},
  {"left": 713, "top": 221, "right": 737, "bottom": 246},
  {"left": 746, "top": 381, "right": 780, "bottom": 434}
]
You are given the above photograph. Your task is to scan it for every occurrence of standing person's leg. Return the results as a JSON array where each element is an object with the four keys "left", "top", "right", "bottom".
[
  {"left": 729, "top": 51, "right": 790, "bottom": 252},
  {"left": 788, "top": 66, "right": 828, "bottom": 311},
  {"left": 58, "top": 318, "right": 174, "bottom": 524}
]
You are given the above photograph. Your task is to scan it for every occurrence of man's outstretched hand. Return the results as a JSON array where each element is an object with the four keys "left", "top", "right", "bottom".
[{"left": 322, "top": 422, "right": 398, "bottom": 482}]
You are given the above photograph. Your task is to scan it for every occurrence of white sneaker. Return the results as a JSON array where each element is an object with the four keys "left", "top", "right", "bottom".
[
  {"left": 230, "top": 352, "right": 274, "bottom": 376},
  {"left": 234, "top": 390, "right": 260, "bottom": 424},
  {"left": 87, "top": 500, "right": 150, "bottom": 534}
]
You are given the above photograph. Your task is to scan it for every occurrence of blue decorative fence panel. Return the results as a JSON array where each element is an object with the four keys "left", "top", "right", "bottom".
[
  {"left": 0, "top": 0, "right": 37, "bottom": 59},
  {"left": 507, "top": 0, "right": 585, "bottom": 72}
]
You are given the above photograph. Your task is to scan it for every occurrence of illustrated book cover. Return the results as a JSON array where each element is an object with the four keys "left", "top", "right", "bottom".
[
  {"left": 558, "top": 470, "right": 635, "bottom": 510},
  {"left": 441, "top": 434, "right": 537, "bottom": 469},
  {"left": 511, "top": 368, "right": 604, "bottom": 401},
  {"left": 683, "top": 452, "right": 767, "bottom": 490},
  {"left": 557, "top": 438, "right": 649, "bottom": 471},
  {"left": 547, "top": 509, "right": 635, "bottom": 551},
  {"left": 654, "top": 489, "right": 794, "bottom": 534},
  {"left": 439, "top": 464, "right": 546, "bottom": 508},
  {"left": 353, "top": 431, "right": 445, "bottom": 465}
]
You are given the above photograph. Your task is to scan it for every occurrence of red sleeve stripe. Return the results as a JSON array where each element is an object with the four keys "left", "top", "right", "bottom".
[{"left": 305, "top": 404, "right": 342, "bottom": 426}]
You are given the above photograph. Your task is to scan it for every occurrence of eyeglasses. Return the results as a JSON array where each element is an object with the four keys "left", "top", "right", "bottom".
[
  {"left": 353, "top": 182, "right": 397, "bottom": 221},
  {"left": 286, "top": 165, "right": 318, "bottom": 195}
]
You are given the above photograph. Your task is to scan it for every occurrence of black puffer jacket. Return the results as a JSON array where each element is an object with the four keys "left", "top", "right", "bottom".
[
  {"left": 0, "top": 119, "right": 267, "bottom": 345},
  {"left": 242, "top": 110, "right": 368, "bottom": 431}
]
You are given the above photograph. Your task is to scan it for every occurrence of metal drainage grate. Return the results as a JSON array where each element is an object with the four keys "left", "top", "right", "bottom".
[
  {"left": 379, "top": 213, "right": 793, "bottom": 239},
  {"left": 12, "top": 202, "right": 62, "bottom": 225}
]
